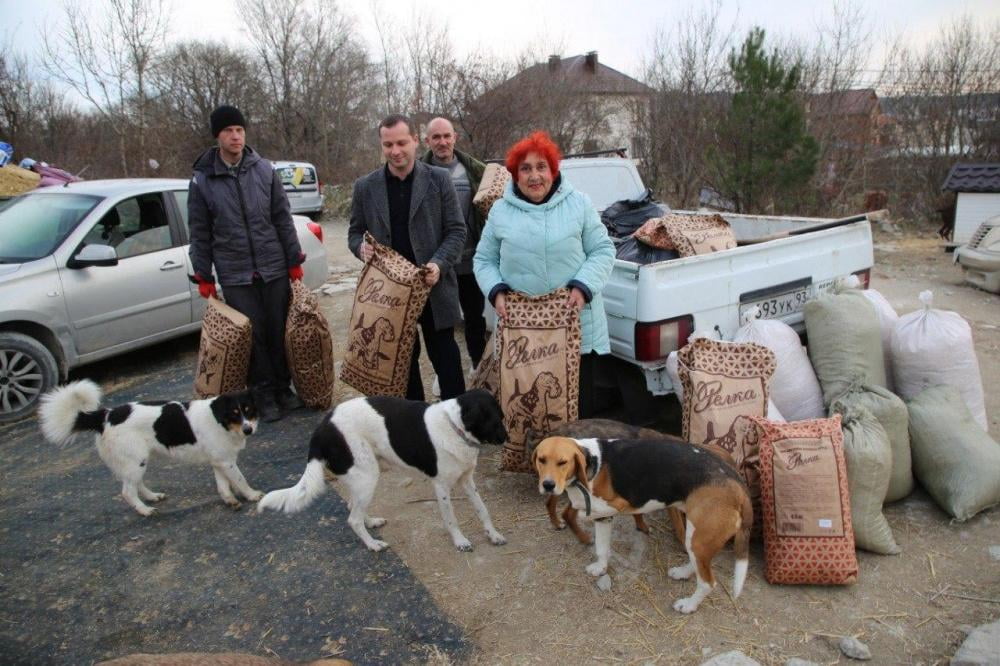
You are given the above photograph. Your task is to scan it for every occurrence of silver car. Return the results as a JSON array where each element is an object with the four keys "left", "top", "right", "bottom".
[
  {"left": 0, "top": 178, "right": 329, "bottom": 422},
  {"left": 273, "top": 161, "right": 324, "bottom": 219}
]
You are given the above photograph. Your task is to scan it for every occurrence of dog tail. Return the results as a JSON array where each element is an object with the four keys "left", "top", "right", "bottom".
[
  {"left": 39, "top": 379, "right": 105, "bottom": 446},
  {"left": 257, "top": 459, "right": 327, "bottom": 514},
  {"left": 732, "top": 491, "right": 753, "bottom": 599}
]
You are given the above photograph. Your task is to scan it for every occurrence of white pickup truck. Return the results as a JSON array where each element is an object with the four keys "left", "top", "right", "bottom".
[{"left": 558, "top": 157, "right": 874, "bottom": 400}]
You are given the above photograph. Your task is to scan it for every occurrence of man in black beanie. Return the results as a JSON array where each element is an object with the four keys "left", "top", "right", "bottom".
[{"left": 187, "top": 104, "right": 306, "bottom": 422}]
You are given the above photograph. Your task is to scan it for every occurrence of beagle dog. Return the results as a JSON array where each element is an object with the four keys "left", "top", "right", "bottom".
[{"left": 533, "top": 436, "right": 752, "bottom": 614}]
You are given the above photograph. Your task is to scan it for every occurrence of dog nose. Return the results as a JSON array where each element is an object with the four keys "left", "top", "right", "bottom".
[
  {"left": 242, "top": 425, "right": 253, "bottom": 435},
  {"left": 542, "top": 479, "right": 555, "bottom": 492}
]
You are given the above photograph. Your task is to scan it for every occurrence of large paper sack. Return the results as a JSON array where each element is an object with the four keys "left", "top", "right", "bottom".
[
  {"left": 891, "top": 290, "right": 987, "bottom": 430},
  {"left": 194, "top": 297, "right": 252, "bottom": 398},
  {"left": 907, "top": 385, "right": 1000, "bottom": 522},
  {"left": 756, "top": 415, "right": 859, "bottom": 585},
  {"left": 678, "top": 338, "right": 776, "bottom": 526},
  {"left": 285, "top": 280, "right": 334, "bottom": 409},
  {"left": 498, "top": 290, "right": 581, "bottom": 472},
  {"left": 339, "top": 234, "right": 430, "bottom": 397},
  {"left": 472, "top": 163, "right": 511, "bottom": 218}
]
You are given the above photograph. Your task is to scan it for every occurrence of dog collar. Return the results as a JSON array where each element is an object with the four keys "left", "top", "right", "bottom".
[
  {"left": 447, "top": 416, "right": 479, "bottom": 447},
  {"left": 571, "top": 479, "right": 592, "bottom": 516}
]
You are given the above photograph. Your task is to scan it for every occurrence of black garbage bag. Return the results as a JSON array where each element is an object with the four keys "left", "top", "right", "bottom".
[
  {"left": 614, "top": 235, "right": 679, "bottom": 264},
  {"left": 600, "top": 189, "right": 670, "bottom": 237}
]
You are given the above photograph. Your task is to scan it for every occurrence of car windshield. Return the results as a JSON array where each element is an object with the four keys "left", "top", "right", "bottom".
[{"left": 0, "top": 193, "right": 101, "bottom": 263}]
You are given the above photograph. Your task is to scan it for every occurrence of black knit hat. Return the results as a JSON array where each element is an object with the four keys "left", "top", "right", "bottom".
[{"left": 210, "top": 105, "right": 246, "bottom": 137}]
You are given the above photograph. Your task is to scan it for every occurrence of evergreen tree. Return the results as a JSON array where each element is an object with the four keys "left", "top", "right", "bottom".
[{"left": 710, "top": 28, "right": 819, "bottom": 213}]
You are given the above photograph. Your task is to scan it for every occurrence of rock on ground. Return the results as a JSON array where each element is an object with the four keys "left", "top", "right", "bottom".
[
  {"left": 784, "top": 659, "right": 820, "bottom": 666},
  {"left": 700, "top": 651, "right": 762, "bottom": 666},
  {"left": 839, "top": 636, "right": 873, "bottom": 661},
  {"left": 951, "top": 621, "right": 1000, "bottom": 666}
]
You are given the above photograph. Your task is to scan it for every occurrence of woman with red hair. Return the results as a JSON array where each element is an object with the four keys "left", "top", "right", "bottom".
[{"left": 473, "top": 131, "right": 615, "bottom": 417}]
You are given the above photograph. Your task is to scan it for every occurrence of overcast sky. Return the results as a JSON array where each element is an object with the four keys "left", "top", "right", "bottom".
[{"left": 3, "top": 0, "right": 998, "bottom": 83}]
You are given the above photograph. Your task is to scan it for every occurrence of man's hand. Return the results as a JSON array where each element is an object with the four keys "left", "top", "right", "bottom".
[
  {"left": 288, "top": 265, "right": 304, "bottom": 281},
  {"left": 423, "top": 261, "right": 441, "bottom": 287},
  {"left": 565, "top": 286, "right": 586, "bottom": 311},
  {"left": 359, "top": 241, "right": 374, "bottom": 262},
  {"left": 195, "top": 275, "right": 218, "bottom": 299},
  {"left": 494, "top": 291, "right": 507, "bottom": 319}
]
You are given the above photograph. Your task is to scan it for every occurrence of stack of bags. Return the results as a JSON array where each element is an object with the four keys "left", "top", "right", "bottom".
[{"left": 672, "top": 279, "right": 996, "bottom": 586}]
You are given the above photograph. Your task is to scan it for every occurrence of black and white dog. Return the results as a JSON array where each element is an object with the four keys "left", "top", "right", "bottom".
[
  {"left": 258, "top": 389, "right": 508, "bottom": 552},
  {"left": 39, "top": 379, "right": 263, "bottom": 516}
]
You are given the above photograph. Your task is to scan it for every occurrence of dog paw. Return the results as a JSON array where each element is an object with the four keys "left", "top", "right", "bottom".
[
  {"left": 553, "top": 520, "right": 566, "bottom": 530},
  {"left": 585, "top": 562, "right": 607, "bottom": 577},
  {"left": 487, "top": 531, "right": 507, "bottom": 546},
  {"left": 367, "top": 540, "right": 389, "bottom": 552},
  {"left": 365, "top": 517, "right": 386, "bottom": 529},
  {"left": 673, "top": 596, "right": 701, "bottom": 614},
  {"left": 148, "top": 492, "right": 166, "bottom": 503},
  {"left": 224, "top": 499, "right": 242, "bottom": 510},
  {"left": 668, "top": 564, "right": 694, "bottom": 580},
  {"left": 245, "top": 490, "right": 264, "bottom": 502},
  {"left": 455, "top": 539, "right": 474, "bottom": 552},
  {"left": 136, "top": 506, "right": 156, "bottom": 517}
]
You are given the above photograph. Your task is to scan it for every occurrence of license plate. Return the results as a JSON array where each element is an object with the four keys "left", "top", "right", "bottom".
[{"left": 740, "top": 279, "right": 835, "bottom": 321}]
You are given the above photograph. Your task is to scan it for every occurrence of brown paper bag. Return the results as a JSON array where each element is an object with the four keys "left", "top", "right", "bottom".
[
  {"left": 339, "top": 233, "right": 430, "bottom": 397},
  {"left": 663, "top": 213, "right": 736, "bottom": 256},
  {"left": 194, "top": 297, "right": 252, "bottom": 398},
  {"left": 469, "top": 329, "right": 501, "bottom": 400},
  {"left": 678, "top": 338, "right": 776, "bottom": 525},
  {"left": 472, "top": 163, "right": 511, "bottom": 218},
  {"left": 498, "top": 289, "right": 581, "bottom": 472},
  {"left": 285, "top": 280, "right": 334, "bottom": 409},
  {"left": 755, "top": 415, "right": 859, "bottom": 585}
]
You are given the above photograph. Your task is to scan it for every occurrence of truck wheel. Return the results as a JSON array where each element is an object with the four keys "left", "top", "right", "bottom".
[{"left": 0, "top": 332, "right": 59, "bottom": 424}]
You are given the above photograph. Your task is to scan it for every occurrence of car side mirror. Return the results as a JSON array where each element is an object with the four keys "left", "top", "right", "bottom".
[{"left": 68, "top": 244, "right": 119, "bottom": 269}]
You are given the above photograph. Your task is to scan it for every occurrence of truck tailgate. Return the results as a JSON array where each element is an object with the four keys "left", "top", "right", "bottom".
[{"left": 604, "top": 220, "right": 873, "bottom": 361}]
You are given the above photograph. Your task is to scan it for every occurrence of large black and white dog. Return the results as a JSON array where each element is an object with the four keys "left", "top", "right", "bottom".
[
  {"left": 39, "top": 379, "right": 262, "bottom": 516},
  {"left": 258, "top": 389, "right": 508, "bottom": 552}
]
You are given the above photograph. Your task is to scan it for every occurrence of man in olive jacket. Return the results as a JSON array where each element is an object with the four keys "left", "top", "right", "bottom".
[
  {"left": 348, "top": 114, "right": 467, "bottom": 401},
  {"left": 421, "top": 117, "right": 488, "bottom": 368},
  {"left": 188, "top": 105, "right": 305, "bottom": 422}
]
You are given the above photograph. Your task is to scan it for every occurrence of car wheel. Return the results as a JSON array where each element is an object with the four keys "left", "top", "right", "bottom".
[{"left": 0, "top": 332, "right": 59, "bottom": 423}]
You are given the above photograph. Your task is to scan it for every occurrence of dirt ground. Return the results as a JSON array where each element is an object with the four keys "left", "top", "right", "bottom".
[{"left": 315, "top": 220, "right": 999, "bottom": 665}]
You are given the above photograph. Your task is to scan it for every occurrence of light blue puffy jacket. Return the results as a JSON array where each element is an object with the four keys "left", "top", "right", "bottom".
[{"left": 473, "top": 176, "right": 615, "bottom": 354}]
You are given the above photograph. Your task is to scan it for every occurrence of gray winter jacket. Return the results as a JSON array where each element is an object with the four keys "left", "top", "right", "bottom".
[{"left": 188, "top": 146, "right": 303, "bottom": 287}]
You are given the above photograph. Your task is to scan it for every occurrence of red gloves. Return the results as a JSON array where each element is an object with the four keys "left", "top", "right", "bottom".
[
  {"left": 288, "top": 265, "right": 304, "bottom": 281},
  {"left": 194, "top": 274, "right": 217, "bottom": 299}
]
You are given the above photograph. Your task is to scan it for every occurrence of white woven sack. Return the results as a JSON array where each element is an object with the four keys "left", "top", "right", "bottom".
[
  {"left": 890, "top": 291, "right": 987, "bottom": 431},
  {"left": 667, "top": 346, "right": 785, "bottom": 422},
  {"left": 860, "top": 288, "right": 899, "bottom": 392},
  {"left": 733, "top": 307, "right": 824, "bottom": 421}
]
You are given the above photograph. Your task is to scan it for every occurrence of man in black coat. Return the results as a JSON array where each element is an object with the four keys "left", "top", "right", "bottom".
[
  {"left": 348, "top": 114, "right": 467, "bottom": 401},
  {"left": 188, "top": 105, "right": 305, "bottom": 422}
]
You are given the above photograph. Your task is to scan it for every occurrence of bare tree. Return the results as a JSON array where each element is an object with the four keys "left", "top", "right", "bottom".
[
  {"left": 41, "top": 0, "right": 168, "bottom": 176},
  {"left": 238, "top": 0, "right": 379, "bottom": 181}
]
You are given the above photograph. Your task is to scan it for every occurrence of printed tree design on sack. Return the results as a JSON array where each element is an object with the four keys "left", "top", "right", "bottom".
[
  {"left": 198, "top": 352, "right": 219, "bottom": 384},
  {"left": 506, "top": 371, "right": 563, "bottom": 432},
  {"left": 348, "top": 313, "right": 396, "bottom": 370}
]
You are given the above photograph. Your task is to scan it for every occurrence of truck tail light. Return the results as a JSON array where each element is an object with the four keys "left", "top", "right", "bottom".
[
  {"left": 634, "top": 315, "right": 694, "bottom": 362},
  {"left": 307, "top": 221, "right": 323, "bottom": 243},
  {"left": 853, "top": 268, "right": 871, "bottom": 289}
]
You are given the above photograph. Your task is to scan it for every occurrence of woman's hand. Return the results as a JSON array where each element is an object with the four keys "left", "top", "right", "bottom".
[
  {"left": 423, "top": 261, "right": 441, "bottom": 286},
  {"left": 494, "top": 291, "right": 507, "bottom": 319},
  {"left": 565, "top": 286, "right": 586, "bottom": 311},
  {"left": 359, "top": 241, "right": 374, "bottom": 262}
]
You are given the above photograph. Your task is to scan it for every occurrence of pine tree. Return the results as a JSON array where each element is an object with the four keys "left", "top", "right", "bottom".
[{"left": 710, "top": 28, "right": 819, "bottom": 213}]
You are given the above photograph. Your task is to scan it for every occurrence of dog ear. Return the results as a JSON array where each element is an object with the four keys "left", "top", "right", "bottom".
[{"left": 573, "top": 446, "right": 589, "bottom": 486}]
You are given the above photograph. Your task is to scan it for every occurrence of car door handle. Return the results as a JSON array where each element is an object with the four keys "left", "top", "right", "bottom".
[{"left": 160, "top": 261, "right": 183, "bottom": 271}]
